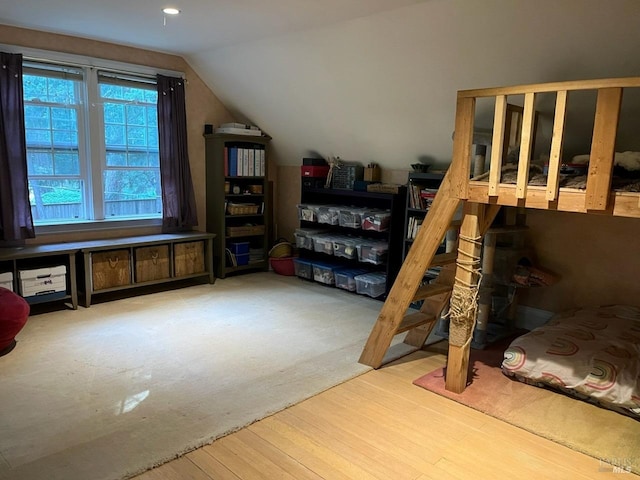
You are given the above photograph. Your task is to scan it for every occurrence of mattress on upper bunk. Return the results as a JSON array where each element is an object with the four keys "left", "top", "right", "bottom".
[
  {"left": 472, "top": 151, "right": 640, "bottom": 192},
  {"left": 501, "top": 304, "right": 640, "bottom": 419}
]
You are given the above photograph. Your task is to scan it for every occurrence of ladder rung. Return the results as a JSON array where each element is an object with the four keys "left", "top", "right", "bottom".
[
  {"left": 396, "top": 312, "right": 437, "bottom": 334},
  {"left": 412, "top": 283, "right": 452, "bottom": 302},
  {"left": 430, "top": 252, "right": 457, "bottom": 267}
]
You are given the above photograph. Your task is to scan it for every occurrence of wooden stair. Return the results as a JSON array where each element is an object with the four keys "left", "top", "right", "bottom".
[{"left": 358, "top": 169, "right": 461, "bottom": 368}]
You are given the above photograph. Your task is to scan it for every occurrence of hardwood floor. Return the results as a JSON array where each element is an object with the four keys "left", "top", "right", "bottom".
[{"left": 134, "top": 345, "right": 631, "bottom": 480}]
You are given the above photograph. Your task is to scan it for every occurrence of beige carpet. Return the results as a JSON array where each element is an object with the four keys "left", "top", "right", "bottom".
[
  {"left": 414, "top": 338, "right": 640, "bottom": 475},
  {"left": 0, "top": 272, "right": 391, "bottom": 480}
]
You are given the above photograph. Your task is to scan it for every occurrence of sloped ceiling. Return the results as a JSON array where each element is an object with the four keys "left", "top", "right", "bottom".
[{"left": 2, "top": 0, "right": 640, "bottom": 168}]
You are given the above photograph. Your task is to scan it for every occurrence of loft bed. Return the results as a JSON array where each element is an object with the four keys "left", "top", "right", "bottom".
[{"left": 359, "top": 77, "right": 640, "bottom": 406}]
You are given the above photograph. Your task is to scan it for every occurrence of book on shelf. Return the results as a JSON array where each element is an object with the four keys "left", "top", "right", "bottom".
[
  {"left": 228, "top": 147, "right": 238, "bottom": 176},
  {"left": 406, "top": 216, "right": 424, "bottom": 240},
  {"left": 226, "top": 145, "right": 265, "bottom": 177},
  {"left": 409, "top": 184, "right": 438, "bottom": 210}
]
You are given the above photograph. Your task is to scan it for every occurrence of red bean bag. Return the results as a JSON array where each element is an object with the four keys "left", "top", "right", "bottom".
[{"left": 0, "top": 287, "right": 30, "bottom": 356}]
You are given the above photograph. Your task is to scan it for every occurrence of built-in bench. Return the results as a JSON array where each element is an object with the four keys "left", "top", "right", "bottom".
[{"left": 0, "top": 232, "right": 215, "bottom": 309}]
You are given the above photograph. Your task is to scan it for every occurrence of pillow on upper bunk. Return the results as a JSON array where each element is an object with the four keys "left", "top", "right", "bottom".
[{"left": 501, "top": 305, "right": 640, "bottom": 419}]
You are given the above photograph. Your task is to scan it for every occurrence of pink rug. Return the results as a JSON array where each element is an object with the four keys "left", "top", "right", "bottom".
[
  {"left": 413, "top": 336, "right": 519, "bottom": 412},
  {"left": 413, "top": 337, "right": 640, "bottom": 474}
]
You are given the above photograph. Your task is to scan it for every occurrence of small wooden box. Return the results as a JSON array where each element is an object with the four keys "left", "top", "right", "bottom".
[
  {"left": 92, "top": 249, "right": 131, "bottom": 291},
  {"left": 174, "top": 241, "right": 205, "bottom": 277},
  {"left": 135, "top": 245, "right": 170, "bottom": 283},
  {"left": 364, "top": 165, "right": 381, "bottom": 182}
]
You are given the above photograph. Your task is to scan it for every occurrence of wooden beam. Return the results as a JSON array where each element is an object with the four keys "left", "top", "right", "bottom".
[
  {"left": 516, "top": 93, "right": 536, "bottom": 199},
  {"left": 358, "top": 171, "right": 461, "bottom": 368},
  {"left": 546, "top": 90, "right": 567, "bottom": 201},
  {"left": 445, "top": 202, "right": 485, "bottom": 393},
  {"left": 450, "top": 97, "right": 476, "bottom": 200},
  {"left": 488, "top": 95, "right": 507, "bottom": 196},
  {"left": 457, "top": 77, "right": 640, "bottom": 98},
  {"left": 467, "top": 182, "right": 640, "bottom": 218},
  {"left": 585, "top": 87, "right": 622, "bottom": 211}
]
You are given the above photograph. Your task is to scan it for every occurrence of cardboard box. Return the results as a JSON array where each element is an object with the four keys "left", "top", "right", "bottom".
[
  {"left": 364, "top": 165, "right": 381, "bottom": 182},
  {"left": 19, "top": 266, "right": 66, "bottom": 297},
  {"left": 0, "top": 272, "right": 14, "bottom": 292}
]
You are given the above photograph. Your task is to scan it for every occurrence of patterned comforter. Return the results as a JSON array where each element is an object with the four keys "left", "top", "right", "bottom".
[{"left": 502, "top": 305, "right": 640, "bottom": 418}]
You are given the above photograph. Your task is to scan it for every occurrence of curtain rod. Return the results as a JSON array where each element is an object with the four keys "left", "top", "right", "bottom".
[{"left": 23, "top": 55, "right": 160, "bottom": 80}]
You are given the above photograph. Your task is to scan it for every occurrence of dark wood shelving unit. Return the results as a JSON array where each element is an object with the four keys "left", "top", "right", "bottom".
[
  {"left": 298, "top": 186, "right": 407, "bottom": 298},
  {"left": 204, "top": 133, "right": 271, "bottom": 278}
]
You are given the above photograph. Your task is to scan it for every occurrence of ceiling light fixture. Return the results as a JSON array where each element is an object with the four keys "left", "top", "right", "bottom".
[{"left": 162, "top": 7, "right": 180, "bottom": 15}]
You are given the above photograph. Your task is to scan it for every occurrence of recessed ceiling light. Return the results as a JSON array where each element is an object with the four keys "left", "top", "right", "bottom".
[{"left": 163, "top": 7, "right": 180, "bottom": 15}]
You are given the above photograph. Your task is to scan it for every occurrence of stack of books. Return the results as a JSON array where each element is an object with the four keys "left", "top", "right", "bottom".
[
  {"left": 408, "top": 186, "right": 438, "bottom": 210},
  {"left": 215, "top": 122, "right": 262, "bottom": 136}
]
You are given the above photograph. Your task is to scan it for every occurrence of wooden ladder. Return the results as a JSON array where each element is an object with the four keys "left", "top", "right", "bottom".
[{"left": 359, "top": 170, "right": 462, "bottom": 368}]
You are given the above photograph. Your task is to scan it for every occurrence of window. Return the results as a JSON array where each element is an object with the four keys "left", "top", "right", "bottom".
[{"left": 22, "top": 61, "right": 161, "bottom": 226}]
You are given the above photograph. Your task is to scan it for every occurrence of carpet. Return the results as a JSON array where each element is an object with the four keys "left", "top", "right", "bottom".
[
  {"left": 0, "top": 272, "right": 388, "bottom": 480},
  {"left": 413, "top": 336, "right": 640, "bottom": 475}
]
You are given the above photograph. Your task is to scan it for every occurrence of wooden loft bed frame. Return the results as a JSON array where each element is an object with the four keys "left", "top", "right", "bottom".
[{"left": 359, "top": 77, "right": 640, "bottom": 393}]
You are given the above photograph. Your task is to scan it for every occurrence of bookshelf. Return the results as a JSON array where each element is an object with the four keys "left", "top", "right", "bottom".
[
  {"left": 403, "top": 172, "right": 445, "bottom": 260},
  {"left": 204, "top": 132, "right": 271, "bottom": 278}
]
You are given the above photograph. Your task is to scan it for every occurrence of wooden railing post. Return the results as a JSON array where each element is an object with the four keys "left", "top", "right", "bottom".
[
  {"left": 450, "top": 96, "right": 476, "bottom": 200},
  {"left": 585, "top": 87, "right": 622, "bottom": 211}
]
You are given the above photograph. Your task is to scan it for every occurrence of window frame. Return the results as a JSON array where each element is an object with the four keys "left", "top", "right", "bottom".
[{"left": 1, "top": 43, "right": 184, "bottom": 235}]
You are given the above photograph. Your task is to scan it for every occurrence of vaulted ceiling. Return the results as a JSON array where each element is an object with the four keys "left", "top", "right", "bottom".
[{"left": 2, "top": 0, "right": 640, "bottom": 168}]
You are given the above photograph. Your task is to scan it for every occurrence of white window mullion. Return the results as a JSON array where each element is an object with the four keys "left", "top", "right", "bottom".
[{"left": 85, "top": 67, "right": 105, "bottom": 220}]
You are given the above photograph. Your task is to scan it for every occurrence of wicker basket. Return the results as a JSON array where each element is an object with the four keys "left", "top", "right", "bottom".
[
  {"left": 227, "top": 203, "right": 260, "bottom": 215},
  {"left": 226, "top": 225, "right": 265, "bottom": 237},
  {"left": 269, "top": 240, "right": 293, "bottom": 258}
]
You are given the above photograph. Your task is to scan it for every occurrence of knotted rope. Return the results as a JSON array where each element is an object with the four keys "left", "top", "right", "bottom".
[{"left": 446, "top": 233, "right": 483, "bottom": 347}]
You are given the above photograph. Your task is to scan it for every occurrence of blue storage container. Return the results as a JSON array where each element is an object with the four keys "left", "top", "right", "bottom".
[
  {"left": 229, "top": 241, "right": 250, "bottom": 255},
  {"left": 312, "top": 260, "right": 341, "bottom": 285},
  {"left": 293, "top": 258, "right": 314, "bottom": 280},
  {"left": 236, "top": 253, "right": 250, "bottom": 266},
  {"left": 334, "top": 268, "right": 369, "bottom": 292}
]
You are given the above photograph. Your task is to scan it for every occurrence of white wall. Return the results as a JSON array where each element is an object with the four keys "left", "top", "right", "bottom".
[{"left": 188, "top": 0, "right": 640, "bottom": 169}]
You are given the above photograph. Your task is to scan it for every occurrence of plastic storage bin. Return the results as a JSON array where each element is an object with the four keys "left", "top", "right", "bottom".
[
  {"left": 317, "top": 206, "right": 341, "bottom": 225},
  {"left": 335, "top": 268, "right": 369, "bottom": 292},
  {"left": 294, "top": 228, "right": 327, "bottom": 250},
  {"left": 338, "top": 207, "right": 368, "bottom": 229},
  {"left": 361, "top": 209, "right": 391, "bottom": 232},
  {"left": 235, "top": 253, "right": 250, "bottom": 266},
  {"left": 297, "top": 204, "right": 320, "bottom": 222},
  {"left": 357, "top": 240, "right": 389, "bottom": 265},
  {"left": 312, "top": 233, "right": 335, "bottom": 256},
  {"left": 332, "top": 235, "right": 360, "bottom": 260},
  {"left": 312, "top": 261, "right": 341, "bottom": 285},
  {"left": 355, "top": 272, "right": 387, "bottom": 298},
  {"left": 293, "top": 258, "right": 314, "bottom": 280},
  {"left": 228, "top": 241, "right": 250, "bottom": 255}
]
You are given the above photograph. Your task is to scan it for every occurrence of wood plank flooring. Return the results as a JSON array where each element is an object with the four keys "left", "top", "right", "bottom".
[{"left": 134, "top": 345, "right": 633, "bottom": 480}]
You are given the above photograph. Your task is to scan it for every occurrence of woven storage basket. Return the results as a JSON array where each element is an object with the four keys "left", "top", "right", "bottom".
[
  {"left": 226, "top": 225, "right": 265, "bottom": 237},
  {"left": 269, "top": 240, "right": 293, "bottom": 258},
  {"left": 227, "top": 203, "right": 259, "bottom": 215}
]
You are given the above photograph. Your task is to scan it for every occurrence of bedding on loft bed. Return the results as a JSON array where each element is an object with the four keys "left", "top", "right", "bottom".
[
  {"left": 501, "top": 305, "right": 640, "bottom": 419},
  {"left": 471, "top": 151, "right": 640, "bottom": 192}
]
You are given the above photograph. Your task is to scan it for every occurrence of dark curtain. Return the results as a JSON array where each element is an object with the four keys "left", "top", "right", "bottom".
[
  {"left": 157, "top": 74, "right": 198, "bottom": 232},
  {"left": 0, "top": 52, "right": 35, "bottom": 242}
]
